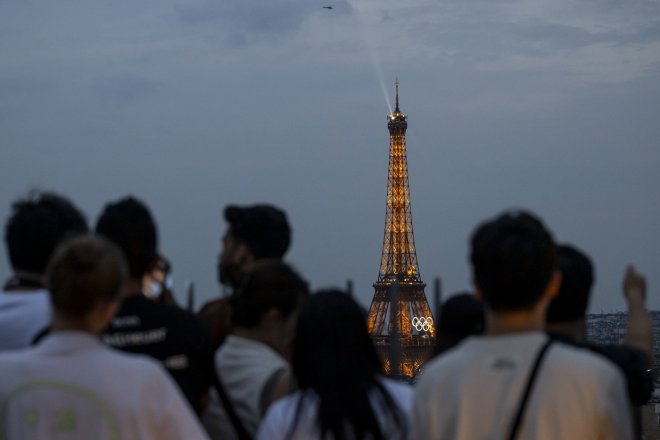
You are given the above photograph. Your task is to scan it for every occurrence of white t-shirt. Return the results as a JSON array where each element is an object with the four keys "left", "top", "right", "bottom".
[
  {"left": 413, "top": 332, "right": 632, "bottom": 440},
  {"left": 203, "top": 335, "right": 288, "bottom": 439},
  {"left": 0, "top": 289, "right": 51, "bottom": 351},
  {"left": 256, "top": 377, "right": 413, "bottom": 440},
  {"left": 0, "top": 331, "right": 209, "bottom": 440}
]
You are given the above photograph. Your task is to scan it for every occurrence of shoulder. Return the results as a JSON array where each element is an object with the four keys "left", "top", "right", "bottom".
[
  {"left": 380, "top": 377, "right": 413, "bottom": 400},
  {"left": 548, "top": 342, "right": 623, "bottom": 375},
  {"left": 543, "top": 341, "right": 629, "bottom": 398},
  {"left": 257, "top": 392, "right": 307, "bottom": 440},
  {"left": 379, "top": 377, "right": 413, "bottom": 413}
]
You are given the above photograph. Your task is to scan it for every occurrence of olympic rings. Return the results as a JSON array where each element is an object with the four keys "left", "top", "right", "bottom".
[{"left": 412, "top": 316, "right": 433, "bottom": 332}]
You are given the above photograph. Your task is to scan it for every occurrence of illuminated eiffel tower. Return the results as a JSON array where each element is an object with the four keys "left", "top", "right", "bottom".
[{"left": 367, "top": 81, "right": 435, "bottom": 380}]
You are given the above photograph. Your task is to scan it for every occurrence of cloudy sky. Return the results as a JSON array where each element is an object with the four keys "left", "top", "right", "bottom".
[{"left": 2, "top": 0, "right": 659, "bottom": 313}]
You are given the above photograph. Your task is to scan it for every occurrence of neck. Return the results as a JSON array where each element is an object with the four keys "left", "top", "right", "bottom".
[
  {"left": 546, "top": 319, "right": 586, "bottom": 341},
  {"left": 51, "top": 315, "right": 96, "bottom": 334},
  {"left": 486, "top": 308, "right": 546, "bottom": 336},
  {"left": 233, "top": 327, "right": 279, "bottom": 352}
]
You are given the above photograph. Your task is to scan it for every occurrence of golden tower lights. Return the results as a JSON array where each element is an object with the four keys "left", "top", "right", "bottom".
[{"left": 367, "top": 81, "right": 436, "bottom": 380}]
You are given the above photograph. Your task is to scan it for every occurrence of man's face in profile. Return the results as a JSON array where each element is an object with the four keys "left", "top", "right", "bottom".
[{"left": 217, "top": 229, "right": 248, "bottom": 288}]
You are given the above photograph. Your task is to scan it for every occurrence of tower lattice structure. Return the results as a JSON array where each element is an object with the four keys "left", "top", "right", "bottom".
[{"left": 367, "top": 81, "right": 435, "bottom": 380}]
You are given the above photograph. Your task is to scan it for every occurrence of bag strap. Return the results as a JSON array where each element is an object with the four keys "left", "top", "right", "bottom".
[
  {"left": 212, "top": 361, "right": 253, "bottom": 440},
  {"left": 507, "top": 338, "right": 554, "bottom": 440}
]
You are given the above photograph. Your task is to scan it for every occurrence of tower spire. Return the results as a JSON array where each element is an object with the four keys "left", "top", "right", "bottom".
[{"left": 395, "top": 78, "right": 400, "bottom": 113}]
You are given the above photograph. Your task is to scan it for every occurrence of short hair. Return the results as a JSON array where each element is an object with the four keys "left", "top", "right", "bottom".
[
  {"left": 224, "top": 204, "right": 290, "bottom": 259},
  {"left": 546, "top": 244, "right": 594, "bottom": 324},
  {"left": 4, "top": 191, "right": 88, "bottom": 275},
  {"left": 470, "top": 211, "right": 556, "bottom": 312},
  {"left": 231, "top": 260, "right": 308, "bottom": 328},
  {"left": 434, "top": 292, "right": 485, "bottom": 356},
  {"left": 95, "top": 197, "right": 157, "bottom": 279},
  {"left": 47, "top": 234, "right": 128, "bottom": 319}
]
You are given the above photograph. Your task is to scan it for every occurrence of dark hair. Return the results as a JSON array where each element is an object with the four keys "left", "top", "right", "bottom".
[
  {"left": 546, "top": 244, "right": 593, "bottom": 323},
  {"left": 47, "top": 234, "right": 128, "bottom": 319},
  {"left": 4, "top": 191, "right": 88, "bottom": 275},
  {"left": 470, "top": 211, "right": 556, "bottom": 312},
  {"left": 434, "top": 292, "right": 484, "bottom": 357},
  {"left": 95, "top": 197, "right": 157, "bottom": 279},
  {"left": 224, "top": 204, "right": 290, "bottom": 259},
  {"left": 231, "top": 260, "right": 308, "bottom": 328},
  {"left": 291, "top": 290, "right": 406, "bottom": 440}
]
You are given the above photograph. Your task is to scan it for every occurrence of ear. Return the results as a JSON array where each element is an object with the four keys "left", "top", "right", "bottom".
[
  {"left": 97, "top": 301, "right": 120, "bottom": 332},
  {"left": 544, "top": 270, "right": 562, "bottom": 301},
  {"left": 234, "top": 243, "right": 254, "bottom": 267},
  {"left": 261, "top": 307, "right": 282, "bottom": 325},
  {"left": 472, "top": 280, "right": 482, "bottom": 301}
]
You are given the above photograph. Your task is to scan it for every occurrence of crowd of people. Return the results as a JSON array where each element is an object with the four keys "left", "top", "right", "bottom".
[{"left": 0, "top": 190, "right": 653, "bottom": 439}]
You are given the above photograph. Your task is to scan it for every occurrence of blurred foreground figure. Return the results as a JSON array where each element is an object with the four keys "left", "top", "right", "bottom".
[
  {"left": 257, "top": 290, "right": 412, "bottom": 440},
  {"left": 546, "top": 245, "right": 653, "bottom": 438},
  {"left": 96, "top": 196, "right": 213, "bottom": 416},
  {"left": 0, "top": 235, "right": 209, "bottom": 439},
  {"left": 199, "top": 204, "right": 291, "bottom": 350},
  {"left": 546, "top": 245, "right": 653, "bottom": 405},
  {"left": 414, "top": 211, "right": 632, "bottom": 440},
  {"left": 0, "top": 191, "right": 87, "bottom": 350},
  {"left": 203, "top": 260, "right": 308, "bottom": 439}
]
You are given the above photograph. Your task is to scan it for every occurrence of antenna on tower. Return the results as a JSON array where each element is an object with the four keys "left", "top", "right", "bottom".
[{"left": 395, "top": 78, "right": 400, "bottom": 113}]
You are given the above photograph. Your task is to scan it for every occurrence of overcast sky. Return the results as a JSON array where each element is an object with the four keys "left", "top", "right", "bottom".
[{"left": 1, "top": 0, "right": 659, "bottom": 313}]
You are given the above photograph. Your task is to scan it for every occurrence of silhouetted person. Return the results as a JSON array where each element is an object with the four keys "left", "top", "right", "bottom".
[
  {"left": 432, "top": 292, "right": 484, "bottom": 358},
  {"left": 546, "top": 244, "right": 653, "bottom": 405},
  {"left": 198, "top": 204, "right": 291, "bottom": 349},
  {"left": 1, "top": 191, "right": 87, "bottom": 350},
  {"left": 0, "top": 235, "right": 208, "bottom": 439},
  {"left": 96, "top": 196, "right": 213, "bottom": 416},
  {"left": 546, "top": 244, "right": 652, "bottom": 439},
  {"left": 414, "top": 211, "right": 632, "bottom": 439},
  {"left": 203, "top": 260, "right": 308, "bottom": 439},
  {"left": 257, "top": 289, "right": 411, "bottom": 440}
]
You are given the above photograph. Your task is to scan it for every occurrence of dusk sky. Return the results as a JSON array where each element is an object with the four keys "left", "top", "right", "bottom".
[{"left": 2, "top": 0, "right": 659, "bottom": 313}]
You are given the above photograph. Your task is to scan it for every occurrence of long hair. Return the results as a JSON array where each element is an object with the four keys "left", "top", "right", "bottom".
[{"left": 291, "top": 290, "right": 406, "bottom": 439}]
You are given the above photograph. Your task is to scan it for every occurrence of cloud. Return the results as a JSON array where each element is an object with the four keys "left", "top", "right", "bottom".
[
  {"left": 175, "top": 0, "right": 352, "bottom": 43},
  {"left": 478, "top": 41, "right": 660, "bottom": 84},
  {"left": 92, "top": 75, "right": 161, "bottom": 106}
]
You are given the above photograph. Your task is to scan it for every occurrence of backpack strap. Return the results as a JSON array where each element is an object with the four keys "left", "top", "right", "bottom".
[
  {"left": 211, "top": 361, "right": 253, "bottom": 440},
  {"left": 508, "top": 338, "right": 554, "bottom": 440}
]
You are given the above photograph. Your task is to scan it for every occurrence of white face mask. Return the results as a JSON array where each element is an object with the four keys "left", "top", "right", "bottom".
[{"left": 146, "top": 274, "right": 174, "bottom": 298}]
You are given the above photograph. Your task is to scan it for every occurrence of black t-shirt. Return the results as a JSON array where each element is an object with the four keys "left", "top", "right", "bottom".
[
  {"left": 548, "top": 332, "right": 653, "bottom": 406},
  {"left": 102, "top": 294, "right": 214, "bottom": 415}
]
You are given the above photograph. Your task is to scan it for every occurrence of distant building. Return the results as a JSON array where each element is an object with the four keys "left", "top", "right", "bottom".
[{"left": 587, "top": 311, "right": 660, "bottom": 372}]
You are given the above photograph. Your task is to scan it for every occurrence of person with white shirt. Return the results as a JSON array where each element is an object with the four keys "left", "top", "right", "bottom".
[
  {"left": 413, "top": 211, "right": 632, "bottom": 440},
  {"left": 257, "top": 290, "right": 412, "bottom": 440},
  {"left": 0, "top": 191, "right": 87, "bottom": 350},
  {"left": 0, "top": 234, "right": 209, "bottom": 440}
]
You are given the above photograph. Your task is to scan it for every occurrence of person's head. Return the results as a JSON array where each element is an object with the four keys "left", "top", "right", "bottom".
[
  {"left": 291, "top": 290, "right": 405, "bottom": 439},
  {"left": 5, "top": 191, "right": 88, "bottom": 276},
  {"left": 470, "top": 210, "right": 558, "bottom": 312},
  {"left": 231, "top": 260, "right": 308, "bottom": 355},
  {"left": 546, "top": 244, "right": 594, "bottom": 324},
  {"left": 95, "top": 197, "right": 157, "bottom": 280},
  {"left": 47, "top": 234, "right": 128, "bottom": 332},
  {"left": 218, "top": 204, "right": 291, "bottom": 287},
  {"left": 293, "top": 290, "right": 381, "bottom": 387},
  {"left": 433, "top": 292, "right": 485, "bottom": 357}
]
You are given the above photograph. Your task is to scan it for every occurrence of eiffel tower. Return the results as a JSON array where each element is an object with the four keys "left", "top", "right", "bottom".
[{"left": 367, "top": 81, "right": 435, "bottom": 380}]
